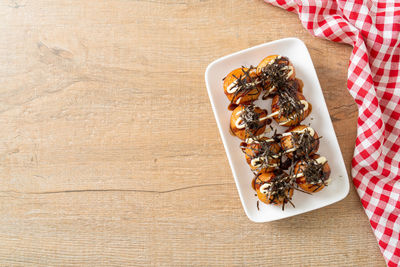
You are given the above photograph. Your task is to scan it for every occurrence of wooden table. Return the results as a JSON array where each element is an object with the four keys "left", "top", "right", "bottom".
[{"left": 0, "top": 0, "right": 385, "bottom": 266}]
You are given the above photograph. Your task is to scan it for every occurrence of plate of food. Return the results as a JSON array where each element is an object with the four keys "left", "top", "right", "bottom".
[{"left": 205, "top": 38, "right": 349, "bottom": 222}]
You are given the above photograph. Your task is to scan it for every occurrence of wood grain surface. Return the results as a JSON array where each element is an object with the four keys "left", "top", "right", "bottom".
[{"left": 0, "top": 0, "right": 385, "bottom": 266}]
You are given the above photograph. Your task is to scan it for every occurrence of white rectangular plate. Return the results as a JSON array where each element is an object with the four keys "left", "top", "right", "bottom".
[{"left": 205, "top": 38, "right": 350, "bottom": 222}]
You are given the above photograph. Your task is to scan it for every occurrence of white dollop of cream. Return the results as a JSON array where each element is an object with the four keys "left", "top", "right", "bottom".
[
  {"left": 244, "top": 137, "right": 257, "bottom": 144},
  {"left": 287, "top": 66, "right": 294, "bottom": 78},
  {"left": 278, "top": 100, "right": 310, "bottom": 126},
  {"left": 259, "top": 114, "right": 268, "bottom": 121},
  {"left": 250, "top": 157, "right": 278, "bottom": 168},
  {"left": 315, "top": 156, "right": 327, "bottom": 165},
  {"left": 285, "top": 148, "right": 296, "bottom": 153},
  {"left": 268, "top": 85, "right": 276, "bottom": 94},
  {"left": 281, "top": 65, "right": 294, "bottom": 79},
  {"left": 226, "top": 80, "right": 238, "bottom": 94},
  {"left": 267, "top": 56, "right": 281, "bottom": 66},
  {"left": 300, "top": 100, "right": 309, "bottom": 111},
  {"left": 251, "top": 157, "right": 264, "bottom": 167},
  {"left": 245, "top": 136, "right": 274, "bottom": 144},
  {"left": 227, "top": 68, "right": 257, "bottom": 94},
  {"left": 266, "top": 56, "right": 293, "bottom": 79},
  {"left": 294, "top": 172, "right": 304, "bottom": 178},
  {"left": 259, "top": 183, "right": 271, "bottom": 194},
  {"left": 244, "top": 128, "right": 274, "bottom": 144},
  {"left": 282, "top": 127, "right": 315, "bottom": 154},
  {"left": 266, "top": 110, "right": 280, "bottom": 119},
  {"left": 281, "top": 126, "right": 315, "bottom": 137},
  {"left": 293, "top": 156, "right": 329, "bottom": 183},
  {"left": 234, "top": 110, "right": 245, "bottom": 129},
  {"left": 235, "top": 118, "right": 245, "bottom": 129},
  {"left": 234, "top": 110, "right": 267, "bottom": 129}
]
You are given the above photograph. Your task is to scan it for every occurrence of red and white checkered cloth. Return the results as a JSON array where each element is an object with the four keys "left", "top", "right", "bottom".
[{"left": 263, "top": 0, "right": 400, "bottom": 265}]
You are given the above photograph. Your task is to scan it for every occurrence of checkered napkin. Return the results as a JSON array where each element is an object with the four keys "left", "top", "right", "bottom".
[{"left": 264, "top": 0, "right": 400, "bottom": 265}]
